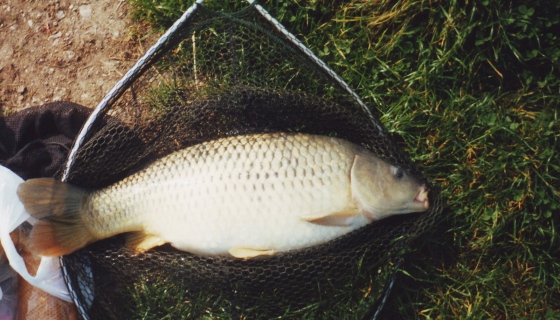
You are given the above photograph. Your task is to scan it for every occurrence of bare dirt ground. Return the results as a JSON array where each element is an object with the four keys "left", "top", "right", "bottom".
[{"left": 0, "top": 0, "right": 146, "bottom": 115}]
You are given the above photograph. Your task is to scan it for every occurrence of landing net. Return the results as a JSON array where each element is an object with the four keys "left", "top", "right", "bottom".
[{"left": 59, "top": 1, "right": 442, "bottom": 318}]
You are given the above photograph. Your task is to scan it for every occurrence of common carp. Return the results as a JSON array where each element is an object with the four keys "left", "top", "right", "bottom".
[{"left": 17, "top": 133, "right": 429, "bottom": 259}]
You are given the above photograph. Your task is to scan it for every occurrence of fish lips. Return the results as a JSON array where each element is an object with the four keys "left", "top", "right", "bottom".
[{"left": 413, "top": 185, "right": 430, "bottom": 210}]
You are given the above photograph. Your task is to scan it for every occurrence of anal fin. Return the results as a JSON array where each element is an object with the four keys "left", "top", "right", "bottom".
[
  {"left": 229, "top": 248, "right": 276, "bottom": 259},
  {"left": 125, "top": 232, "right": 166, "bottom": 253}
]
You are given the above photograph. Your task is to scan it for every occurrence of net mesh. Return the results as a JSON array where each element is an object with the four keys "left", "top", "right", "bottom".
[{"left": 59, "top": 2, "right": 443, "bottom": 318}]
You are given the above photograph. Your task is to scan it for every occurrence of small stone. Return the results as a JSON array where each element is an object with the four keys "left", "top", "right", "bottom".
[
  {"left": 55, "top": 87, "right": 68, "bottom": 96},
  {"left": 49, "top": 31, "right": 62, "bottom": 39},
  {"left": 79, "top": 5, "right": 92, "bottom": 18},
  {"left": 65, "top": 50, "right": 76, "bottom": 60},
  {"left": 27, "top": 20, "right": 33, "bottom": 27},
  {"left": 56, "top": 10, "right": 66, "bottom": 20},
  {"left": 17, "top": 85, "right": 27, "bottom": 94}
]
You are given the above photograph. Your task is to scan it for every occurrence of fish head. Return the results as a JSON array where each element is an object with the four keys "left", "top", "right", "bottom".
[{"left": 351, "top": 153, "right": 430, "bottom": 221}]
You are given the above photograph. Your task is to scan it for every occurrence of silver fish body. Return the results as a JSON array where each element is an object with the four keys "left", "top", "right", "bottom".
[{"left": 18, "top": 133, "right": 429, "bottom": 258}]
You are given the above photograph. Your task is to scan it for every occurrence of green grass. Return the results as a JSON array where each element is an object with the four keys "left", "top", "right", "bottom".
[{"left": 127, "top": 0, "right": 560, "bottom": 318}]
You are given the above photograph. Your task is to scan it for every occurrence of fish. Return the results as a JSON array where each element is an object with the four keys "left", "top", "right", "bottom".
[{"left": 17, "top": 132, "right": 429, "bottom": 259}]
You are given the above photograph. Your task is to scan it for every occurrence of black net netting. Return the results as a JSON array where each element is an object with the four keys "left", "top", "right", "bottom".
[{"left": 55, "top": 2, "right": 443, "bottom": 319}]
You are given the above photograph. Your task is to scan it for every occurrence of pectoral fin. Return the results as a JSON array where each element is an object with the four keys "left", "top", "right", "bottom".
[
  {"left": 229, "top": 247, "right": 276, "bottom": 259},
  {"left": 302, "top": 209, "right": 360, "bottom": 226},
  {"left": 125, "top": 232, "right": 166, "bottom": 253}
]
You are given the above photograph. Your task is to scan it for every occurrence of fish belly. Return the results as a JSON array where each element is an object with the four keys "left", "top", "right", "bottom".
[{"left": 88, "top": 133, "right": 367, "bottom": 255}]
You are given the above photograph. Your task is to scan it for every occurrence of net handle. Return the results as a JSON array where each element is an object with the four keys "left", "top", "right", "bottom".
[
  {"left": 368, "top": 256, "right": 403, "bottom": 320},
  {"left": 61, "top": 0, "right": 206, "bottom": 182}
]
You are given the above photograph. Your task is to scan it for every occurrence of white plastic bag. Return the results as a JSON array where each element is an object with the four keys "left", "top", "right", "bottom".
[{"left": 0, "top": 165, "right": 71, "bottom": 303}]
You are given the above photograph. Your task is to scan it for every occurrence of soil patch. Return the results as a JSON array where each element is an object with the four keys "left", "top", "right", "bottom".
[{"left": 0, "top": 0, "right": 147, "bottom": 115}]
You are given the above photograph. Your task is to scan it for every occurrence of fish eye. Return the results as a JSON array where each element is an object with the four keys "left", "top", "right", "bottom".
[{"left": 393, "top": 167, "right": 404, "bottom": 179}]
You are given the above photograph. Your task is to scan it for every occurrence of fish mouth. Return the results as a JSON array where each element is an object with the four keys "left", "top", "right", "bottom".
[{"left": 413, "top": 185, "right": 430, "bottom": 210}]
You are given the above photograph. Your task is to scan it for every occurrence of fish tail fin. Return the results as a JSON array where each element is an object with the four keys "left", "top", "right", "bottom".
[{"left": 17, "top": 178, "right": 93, "bottom": 256}]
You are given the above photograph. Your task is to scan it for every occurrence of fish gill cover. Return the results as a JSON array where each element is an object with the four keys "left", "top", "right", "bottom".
[{"left": 58, "top": 1, "right": 442, "bottom": 318}]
